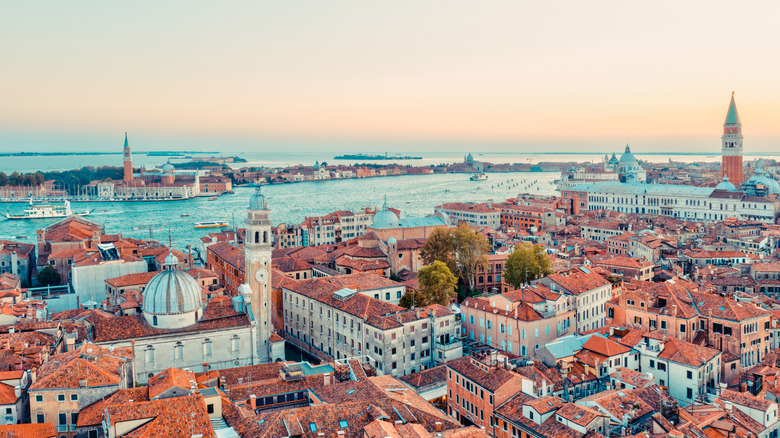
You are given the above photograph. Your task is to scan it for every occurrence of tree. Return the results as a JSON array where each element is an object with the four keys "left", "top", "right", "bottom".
[
  {"left": 504, "top": 242, "right": 553, "bottom": 289},
  {"left": 420, "top": 225, "right": 490, "bottom": 292},
  {"left": 36, "top": 266, "right": 60, "bottom": 287},
  {"left": 399, "top": 289, "right": 429, "bottom": 308},
  {"left": 417, "top": 261, "right": 458, "bottom": 306},
  {"left": 419, "top": 227, "right": 457, "bottom": 275},
  {"left": 451, "top": 224, "right": 491, "bottom": 291}
]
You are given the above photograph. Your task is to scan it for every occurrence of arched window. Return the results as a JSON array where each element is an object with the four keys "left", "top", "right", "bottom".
[
  {"left": 144, "top": 346, "right": 155, "bottom": 364},
  {"left": 174, "top": 342, "right": 184, "bottom": 361},
  {"left": 263, "top": 231, "right": 268, "bottom": 243},
  {"left": 152, "top": 315, "right": 158, "bottom": 326},
  {"left": 202, "top": 339, "right": 212, "bottom": 357},
  {"left": 254, "top": 231, "right": 259, "bottom": 244},
  {"left": 231, "top": 335, "right": 240, "bottom": 353}
]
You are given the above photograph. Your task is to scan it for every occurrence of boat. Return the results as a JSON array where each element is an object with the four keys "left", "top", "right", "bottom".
[
  {"left": 180, "top": 214, "right": 190, "bottom": 217},
  {"left": 15, "top": 236, "right": 28, "bottom": 239},
  {"left": 470, "top": 172, "right": 488, "bottom": 181},
  {"left": 208, "top": 196, "right": 219, "bottom": 201},
  {"left": 194, "top": 221, "right": 229, "bottom": 229},
  {"left": 4, "top": 200, "right": 90, "bottom": 220}
]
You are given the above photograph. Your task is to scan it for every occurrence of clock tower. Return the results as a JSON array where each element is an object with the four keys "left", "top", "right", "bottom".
[
  {"left": 721, "top": 92, "right": 744, "bottom": 187},
  {"left": 244, "top": 187, "right": 273, "bottom": 363}
]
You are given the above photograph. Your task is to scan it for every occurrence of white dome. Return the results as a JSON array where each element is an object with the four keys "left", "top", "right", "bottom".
[
  {"left": 748, "top": 167, "right": 779, "bottom": 194},
  {"left": 162, "top": 163, "right": 175, "bottom": 172}
]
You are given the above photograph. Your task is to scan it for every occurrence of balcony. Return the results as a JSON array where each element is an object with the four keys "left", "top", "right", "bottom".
[{"left": 435, "top": 340, "right": 463, "bottom": 351}]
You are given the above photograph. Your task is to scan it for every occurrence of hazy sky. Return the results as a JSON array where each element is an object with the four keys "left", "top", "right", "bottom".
[{"left": 2, "top": 1, "right": 779, "bottom": 154}]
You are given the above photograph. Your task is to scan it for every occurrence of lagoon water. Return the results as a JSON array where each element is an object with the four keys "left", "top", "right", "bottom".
[{"left": 0, "top": 171, "right": 560, "bottom": 253}]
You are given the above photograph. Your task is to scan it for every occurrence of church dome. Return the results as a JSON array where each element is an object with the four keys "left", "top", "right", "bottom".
[
  {"left": 142, "top": 252, "right": 203, "bottom": 329},
  {"left": 162, "top": 163, "right": 175, "bottom": 172},
  {"left": 715, "top": 176, "right": 736, "bottom": 192},
  {"left": 748, "top": 167, "right": 779, "bottom": 195},
  {"left": 608, "top": 153, "right": 619, "bottom": 165},
  {"left": 372, "top": 200, "right": 399, "bottom": 229},
  {"left": 249, "top": 187, "right": 267, "bottom": 210},
  {"left": 466, "top": 153, "right": 473, "bottom": 162},
  {"left": 619, "top": 145, "right": 638, "bottom": 164}
]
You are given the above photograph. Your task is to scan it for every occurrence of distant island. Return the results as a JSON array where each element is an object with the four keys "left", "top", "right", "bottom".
[{"left": 334, "top": 153, "right": 422, "bottom": 160}]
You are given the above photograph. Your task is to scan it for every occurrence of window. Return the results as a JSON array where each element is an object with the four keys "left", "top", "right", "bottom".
[
  {"left": 202, "top": 339, "right": 213, "bottom": 357},
  {"left": 231, "top": 335, "right": 240, "bottom": 353},
  {"left": 207, "top": 404, "right": 215, "bottom": 414},
  {"left": 309, "top": 423, "right": 317, "bottom": 432},
  {"left": 680, "top": 324, "right": 686, "bottom": 333},
  {"left": 71, "top": 412, "right": 78, "bottom": 426},
  {"left": 36, "top": 412, "right": 44, "bottom": 423},
  {"left": 35, "top": 395, "right": 43, "bottom": 403},
  {"left": 687, "top": 370, "right": 693, "bottom": 379},
  {"left": 649, "top": 359, "right": 655, "bottom": 368},
  {"left": 58, "top": 394, "right": 65, "bottom": 402},
  {"left": 661, "top": 320, "right": 667, "bottom": 330},
  {"left": 657, "top": 362, "right": 666, "bottom": 371},
  {"left": 70, "top": 394, "right": 78, "bottom": 401},
  {"left": 339, "top": 420, "right": 349, "bottom": 428},
  {"left": 174, "top": 342, "right": 184, "bottom": 361},
  {"left": 687, "top": 388, "right": 693, "bottom": 399},
  {"left": 59, "top": 412, "right": 67, "bottom": 425}
]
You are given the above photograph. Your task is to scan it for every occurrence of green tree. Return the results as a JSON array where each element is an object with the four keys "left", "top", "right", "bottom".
[
  {"left": 36, "top": 266, "right": 60, "bottom": 287},
  {"left": 417, "top": 261, "right": 458, "bottom": 306},
  {"left": 399, "top": 289, "right": 429, "bottom": 308},
  {"left": 451, "top": 224, "right": 491, "bottom": 291},
  {"left": 419, "top": 227, "right": 457, "bottom": 275},
  {"left": 504, "top": 242, "right": 553, "bottom": 289}
]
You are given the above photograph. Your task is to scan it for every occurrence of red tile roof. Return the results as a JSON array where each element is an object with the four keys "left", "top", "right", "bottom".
[{"left": 0, "top": 423, "right": 56, "bottom": 438}]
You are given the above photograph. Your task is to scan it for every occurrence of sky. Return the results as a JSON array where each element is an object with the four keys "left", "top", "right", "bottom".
[{"left": 1, "top": 1, "right": 779, "bottom": 154}]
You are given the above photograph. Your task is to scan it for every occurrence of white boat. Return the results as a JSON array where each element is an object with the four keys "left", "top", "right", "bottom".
[
  {"left": 4, "top": 200, "right": 90, "bottom": 220},
  {"left": 194, "top": 221, "right": 229, "bottom": 229},
  {"left": 470, "top": 172, "right": 488, "bottom": 181}
]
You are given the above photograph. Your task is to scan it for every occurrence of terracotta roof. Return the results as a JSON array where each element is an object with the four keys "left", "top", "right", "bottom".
[
  {"left": 30, "top": 343, "right": 132, "bottom": 390},
  {"left": 0, "top": 423, "right": 56, "bottom": 438},
  {"left": 77, "top": 387, "right": 150, "bottom": 427},
  {"left": 103, "top": 393, "right": 215, "bottom": 438},
  {"left": 0, "top": 382, "right": 18, "bottom": 405},
  {"left": 398, "top": 364, "right": 447, "bottom": 390},
  {"left": 547, "top": 270, "right": 609, "bottom": 295},
  {"left": 92, "top": 313, "right": 250, "bottom": 343},
  {"left": 658, "top": 337, "right": 720, "bottom": 368},
  {"left": 273, "top": 256, "right": 313, "bottom": 273},
  {"left": 148, "top": 367, "right": 196, "bottom": 400},
  {"left": 582, "top": 335, "right": 632, "bottom": 357},
  {"left": 446, "top": 356, "right": 518, "bottom": 393}
]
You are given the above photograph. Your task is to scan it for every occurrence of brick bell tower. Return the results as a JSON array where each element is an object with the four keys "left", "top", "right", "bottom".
[
  {"left": 721, "top": 92, "right": 744, "bottom": 187},
  {"left": 123, "top": 132, "right": 133, "bottom": 182}
]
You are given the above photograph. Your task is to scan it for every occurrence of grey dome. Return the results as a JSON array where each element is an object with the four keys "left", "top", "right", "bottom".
[
  {"left": 142, "top": 269, "right": 203, "bottom": 315},
  {"left": 715, "top": 176, "right": 736, "bottom": 192},
  {"left": 608, "top": 153, "right": 619, "bottom": 165},
  {"left": 162, "top": 163, "right": 174, "bottom": 172},
  {"left": 249, "top": 187, "right": 267, "bottom": 210},
  {"left": 619, "top": 145, "right": 638, "bottom": 164}
]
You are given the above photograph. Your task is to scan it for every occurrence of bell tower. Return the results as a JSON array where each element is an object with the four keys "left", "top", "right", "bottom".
[
  {"left": 722, "top": 92, "right": 744, "bottom": 187},
  {"left": 123, "top": 132, "right": 133, "bottom": 182},
  {"left": 244, "top": 187, "right": 273, "bottom": 363}
]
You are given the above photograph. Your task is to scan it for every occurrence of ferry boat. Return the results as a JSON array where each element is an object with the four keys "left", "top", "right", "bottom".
[
  {"left": 4, "top": 200, "right": 91, "bottom": 220},
  {"left": 470, "top": 172, "right": 488, "bottom": 181},
  {"left": 194, "top": 221, "right": 229, "bottom": 229}
]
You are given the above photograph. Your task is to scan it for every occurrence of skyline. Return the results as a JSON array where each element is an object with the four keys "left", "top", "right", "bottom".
[{"left": 2, "top": 1, "right": 780, "bottom": 153}]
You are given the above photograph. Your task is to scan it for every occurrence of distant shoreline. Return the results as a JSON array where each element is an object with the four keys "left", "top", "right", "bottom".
[{"left": 0, "top": 151, "right": 218, "bottom": 157}]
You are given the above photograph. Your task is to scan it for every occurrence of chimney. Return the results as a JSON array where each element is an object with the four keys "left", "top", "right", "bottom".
[
  {"left": 202, "top": 363, "right": 210, "bottom": 373},
  {"left": 249, "top": 394, "right": 257, "bottom": 410},
  {"left": 8, "top": 326, "right": 13, "bottom": 334},
  {"left": 616, "top": 369, "right": 622, "bottom": 380},
  {"left": 190, "top": 380, "right": 197, "bottom": 394},
  {"left": 435, "top": 422, "right": 442, "bottom": 432},
  {"left": 324, "top": 373, "right": 332, "bottom": 386},
  {"left": 724, "top": 401, "right": 732, "bottom": 412},
  {"left": 542, "top": 379, "right": 548, "bottom": 396},
  {"left": 13, "top": 386, "right": 20, "bottom": 398}
]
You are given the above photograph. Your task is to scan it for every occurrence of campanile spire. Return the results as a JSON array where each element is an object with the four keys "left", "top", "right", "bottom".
[{"left": 721, "top": 93, "right": 744, "bottom": 187}]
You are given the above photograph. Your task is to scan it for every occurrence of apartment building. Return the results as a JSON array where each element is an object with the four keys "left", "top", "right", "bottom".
[
  {"left": 282, "top": 277, "right": 461, "bottom": 377},
  {"left": 537, "top": 268, "right": 612, "bottom": 333},
  {"left": 435, "top": 202, "right": 501, "bottom": 228},
  {"left": 461, "top": 285, "right": 574, "bottom": 357},
  {"left": 445, "top": 354, "right": 526, "bottom": 435}
]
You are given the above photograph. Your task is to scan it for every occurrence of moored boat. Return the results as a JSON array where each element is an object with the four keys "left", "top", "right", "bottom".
[{"left": 4, "top": 200, "right": 91, "bottom": 220}]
